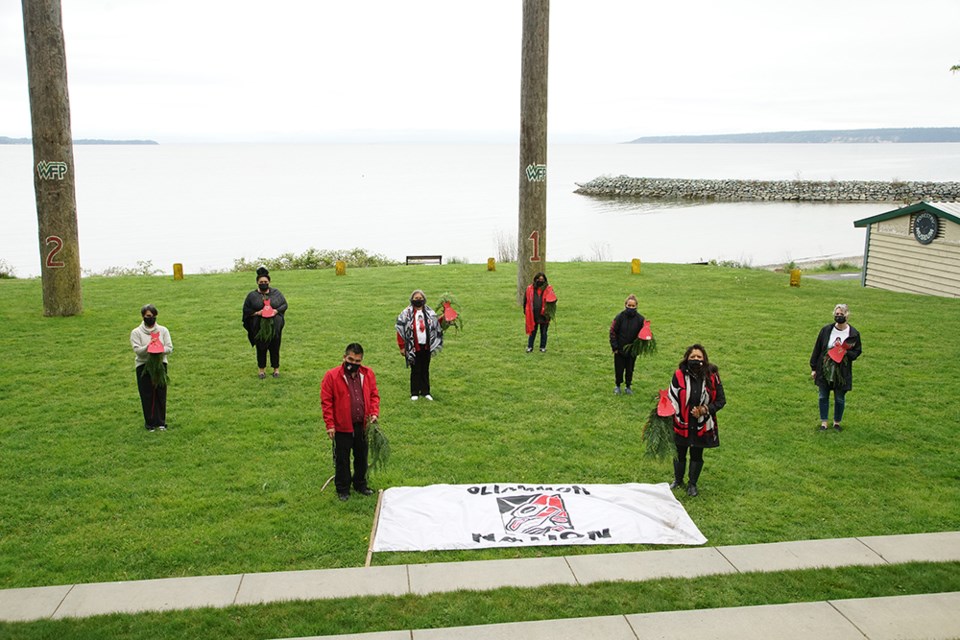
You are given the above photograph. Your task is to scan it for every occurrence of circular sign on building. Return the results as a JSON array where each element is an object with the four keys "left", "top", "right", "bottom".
[{"left": 913, "top": 211, "right": 939, "bottom": 245}]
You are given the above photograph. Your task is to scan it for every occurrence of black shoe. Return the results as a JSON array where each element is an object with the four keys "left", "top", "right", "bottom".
[
  {"left": 356, "top": 488, "right": 374, "bottom": 496},
  {"left": 338, "top": 493, "right": 350, "bottom": 502},
  {"left": 833, "top": 423, "right": 843, "bottom": 432},
  {"left": 687, "top": 484, "right": 699, "bottom": 497},
  {"left": 669, "top": 481, "right": 685, "bottom": 490}
]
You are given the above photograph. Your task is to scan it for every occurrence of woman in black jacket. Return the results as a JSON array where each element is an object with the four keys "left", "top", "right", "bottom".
[
  {"left": 609, "top": 294, "right": 644, "bottom": 395},
  {"left": 810, "top": 303, "right": 862, "bottom": 432},
  {"left": 242, "top": 267, "right": 288, "bottom": 379}
]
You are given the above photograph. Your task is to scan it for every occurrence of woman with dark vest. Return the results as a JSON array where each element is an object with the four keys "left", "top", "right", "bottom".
[
  {"left": 668, "top": 344, "right": 725, "bottom": 497},
  {"left": 523, "top": 272, "right": 556, "bottom": 353},
  {"left": 609, "top": 294, "right": 645, "bottom": 395},
  {"left": 242, "top": 267, "right": 288, "bottom": 379},
  {"left": 396, "top": 289, "right": 443, "bottom": 401},
  {"left": 810, "top": 303, "right": 862, "bottom": 432}
]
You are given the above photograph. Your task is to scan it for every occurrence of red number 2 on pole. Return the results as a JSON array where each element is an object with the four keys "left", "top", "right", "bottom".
[
  {"left": 45, "top": 235, "right": 65, "bottom": 268},
  {"left": 528, "top": 230, "right": 541, "bottom": 262}
]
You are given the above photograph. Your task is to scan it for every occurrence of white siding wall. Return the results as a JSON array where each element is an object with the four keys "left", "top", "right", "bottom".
[{"left": 864, "top": 218, "right": 960, "bottom": 297}]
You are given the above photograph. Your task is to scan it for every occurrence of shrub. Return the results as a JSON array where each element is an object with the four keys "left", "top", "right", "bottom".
[{"left": 232, "top": 248, "right": 398, "bottom": 272}]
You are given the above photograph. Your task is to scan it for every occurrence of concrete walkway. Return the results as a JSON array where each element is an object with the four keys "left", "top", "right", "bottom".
[
  {"left": 283, "top": 592, "right": 960, "bottom": 640},
  {"left": 1, "top": 531, "right": 957, "bottom": 629}
]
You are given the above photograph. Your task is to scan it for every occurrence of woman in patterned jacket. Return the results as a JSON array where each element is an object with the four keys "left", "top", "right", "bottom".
[{"left": 668, "top": 344, "right": 725, "bottom": 497}]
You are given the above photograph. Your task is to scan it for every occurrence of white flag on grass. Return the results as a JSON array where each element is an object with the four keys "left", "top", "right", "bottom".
[{"left": 372, "top": 482, "right": 706, "bottom": 552}]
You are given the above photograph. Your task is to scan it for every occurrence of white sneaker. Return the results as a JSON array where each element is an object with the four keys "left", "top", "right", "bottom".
[
  {"left": 424, "top": 394, "right": 434, "bottom": 401},
  {"left": 411, "top": 395, "right": 419, "bottom": 401}
]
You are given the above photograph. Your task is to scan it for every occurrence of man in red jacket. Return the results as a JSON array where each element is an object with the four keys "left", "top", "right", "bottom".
[{"left": 321, "top": 343, "right": 380, "bottom": 502}]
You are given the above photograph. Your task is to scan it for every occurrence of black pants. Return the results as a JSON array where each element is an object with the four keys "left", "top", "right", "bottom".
[
  {"left": 614, "top": 352, "right": 637, "bottom": 387},
  {"left": 674, "top": 443, "right": 705, "bottom": 484},
  {"left": 136, "top": 364, "right": 167, "bottom": 429},
  {"left": 256, "top": 333, "right": 282, "bottom": 369},
  {"left": 410, "top": 348, "right": 431, "bottom": 396},
  {"left": 334, "top": 425, "right": 368, "bottom": 494},
  {"left": 527, "top": 323, "right": 549, "bottom": 349}
]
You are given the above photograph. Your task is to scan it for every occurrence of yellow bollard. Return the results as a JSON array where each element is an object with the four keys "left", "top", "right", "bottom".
[
  {"left": 487, "top": 257, "right": 496, "bottom": 271},
  {"left": 631, "top": 258, "right": 641, "bottom": 275},
  {"left": 173, "top": 263, "right": 184, "bottom": 280},
  {"left": 789, "top": 268, "right": 801, "bottom": 287},
  {"left": 335, "top": 260, "right": 346, "bottom": 276}
]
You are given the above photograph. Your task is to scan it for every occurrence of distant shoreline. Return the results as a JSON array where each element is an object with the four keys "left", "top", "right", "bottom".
[
  {"left": 627, "top": 127, "right": 960, "bottom": 144},
  {"left": 0, "top": 136, "right": 158, "bottom": 145}
]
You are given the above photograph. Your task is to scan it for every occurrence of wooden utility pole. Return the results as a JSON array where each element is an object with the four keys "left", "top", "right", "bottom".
[
  {"left": 22, "top": 0, "right": 83, "bottom": 316},
  {"left": 517, "top": 0, "right": 549, "bottom": 303}
]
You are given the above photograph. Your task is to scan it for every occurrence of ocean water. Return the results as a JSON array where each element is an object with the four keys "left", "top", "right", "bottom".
[{"left": 2, "top": 142, "right": 959, "bottom": 277}]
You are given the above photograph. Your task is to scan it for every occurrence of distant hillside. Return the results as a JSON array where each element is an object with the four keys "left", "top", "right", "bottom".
[
  {"left": 0, "top": 136, "right": 158, "bottom": 145},
  {"left": 628, "top": 127, "right": 960, "bottom": 144}
]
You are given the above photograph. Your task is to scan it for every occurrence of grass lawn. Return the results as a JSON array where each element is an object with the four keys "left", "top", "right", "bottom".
[{"left": 1, "top": 261, "right": 957, "bottom": 637}]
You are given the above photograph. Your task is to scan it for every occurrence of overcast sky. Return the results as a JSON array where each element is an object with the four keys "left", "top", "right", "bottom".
[{"left": 1, "top": 0, "right": 958, "bottom": 143}]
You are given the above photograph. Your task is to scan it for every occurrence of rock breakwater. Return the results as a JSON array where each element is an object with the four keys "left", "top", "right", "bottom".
[{"left": 574, "top": 176, "right": 960, "bottom": 203}]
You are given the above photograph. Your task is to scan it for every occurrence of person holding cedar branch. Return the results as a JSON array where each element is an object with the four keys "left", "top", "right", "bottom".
[
  {"left": 523, "top": 272, "right": 556, "bottom": 352},
  {"left": 609, "top": 294, "right": 646, "bottom": 395},
  {"left": 396, "top": 289, "right": 443, "bottom": 401},
  {"left": 242, "top": 266, "right": 288, "bottom": 380},
  {"left": 321, "top": 343, "right": 380, "bottom": 502},
  {"left": 667, "top": 344, "right": 725, "bottom": 497},
  {"left": 810, "top": 303, "right": 862, "bottom": 432},
  {"left": 130, "top": 304, "right": 173, "bottom": 432}
]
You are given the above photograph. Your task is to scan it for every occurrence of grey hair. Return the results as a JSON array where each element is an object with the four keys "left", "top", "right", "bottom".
[
  {"left": 834, "top": 303, "right": 849, "bottom": 316},
  {"left": 410, "top": 289, "right": 426, "bottom": 303},
  {"left": 140, "top": 304, "right": 158, "bottom": 317}
]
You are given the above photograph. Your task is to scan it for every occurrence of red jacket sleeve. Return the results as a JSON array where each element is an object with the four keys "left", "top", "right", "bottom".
[
  {"left": 365, "top": 368, "right": 381, "bottom": 418},
  {"left": 320, "top": 370, "right": 336, "bottom": 429},
  {"left": 396, "top": 331, "right": 405, "bottom": 351}
]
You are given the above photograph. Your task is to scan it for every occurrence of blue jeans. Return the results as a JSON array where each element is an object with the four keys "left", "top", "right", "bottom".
[
  {"left": 818, "top": 386, "right": 846, "bottom": 423},
  {"left": 527, "top": 323, "right": 548, "bottom": 349}
]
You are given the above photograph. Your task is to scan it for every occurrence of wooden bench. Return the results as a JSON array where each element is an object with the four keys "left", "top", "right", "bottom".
[{"left": 405, "top": 255, "right": 442, "bottom": 265}]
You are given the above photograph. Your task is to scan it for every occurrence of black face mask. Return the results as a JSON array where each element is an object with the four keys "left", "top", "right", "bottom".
[
  {"left": 834, "top": 315, "right": 846, "bottom": 324},
  {"left": 412, "top": 299, "right": 424, "bottom": 308},
  {"left": 687, "top": 360, "right": 704, "bottom": 375},
  {"left": 624, "top": 307, "right": 638, "bottom": 318},
  {"left": 535, "top": 280, "right": 545, "bottom": 287},
  {"left": 258, "top": 283, "right": 269, "bottom": 292},
  {"left": 143, "top": 316, "right": 156, "bottom": 327},
  {"left": 343, "top": 362, "right": 359, "bottom": 374}
]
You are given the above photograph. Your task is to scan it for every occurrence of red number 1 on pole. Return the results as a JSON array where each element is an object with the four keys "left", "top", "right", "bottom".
[{"left": 528, "top": 230, "right": 541, "bottom": 262}]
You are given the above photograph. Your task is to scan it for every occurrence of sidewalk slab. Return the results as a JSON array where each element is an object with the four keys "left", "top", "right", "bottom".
[
  {"left": 566, "top": 547, "right": 737, "bottom": 585},
  {"left": 717, "top": 537, "right": 885, "bottom": 573},
  {"left": 408, "top": 557, "right": 575, "bottom": 595},
  {"left": 413, "top": 614, "right": 637, "bottom": 640},
  {"left": 236, "top": 566, "right": 409, "bottom": 606},
  {"left": 0, "top": 584, "right": 72, "bottom": 622},
  {"left": 831, "top": 591, "right": 960, "bottom": 640},
  {"left": 52, "top": 574, "right": 242, "bottom": 619},
  {"left": 858, "top": 531, "right": 960, "bottom": 563},
  {"left": 625, "top": 601, "right": 863, "bottom": 640}
]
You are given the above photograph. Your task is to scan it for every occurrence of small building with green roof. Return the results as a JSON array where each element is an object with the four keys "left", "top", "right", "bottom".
[{"left": 853, "top": 201, "right": 960, "bottom": 298}]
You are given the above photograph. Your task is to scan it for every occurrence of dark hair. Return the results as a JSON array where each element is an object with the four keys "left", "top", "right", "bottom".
[
  {"left": 256, "top": 266, "right": 270, "bottom": 282},
  {"left": 344, "top": 342, "right": 364, "bottom": 356},
  {"left": 140, "top": 304, "right": 158, "bottom": 317},
  {"left": 532, "top": 272, "right": 547, "bottom": 285}
]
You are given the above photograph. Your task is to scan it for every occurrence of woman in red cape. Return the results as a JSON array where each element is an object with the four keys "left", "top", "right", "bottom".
[{"left": 523, "top": 272, "right": 556, "bottom": 353}]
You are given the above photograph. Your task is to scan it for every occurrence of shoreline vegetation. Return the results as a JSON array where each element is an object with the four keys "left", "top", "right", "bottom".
[{"left": 574, "top": 176, "right": 960, "bottom": 204}]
